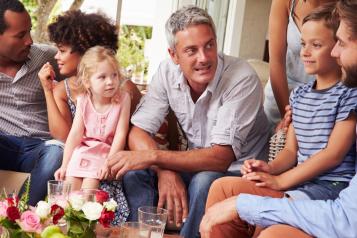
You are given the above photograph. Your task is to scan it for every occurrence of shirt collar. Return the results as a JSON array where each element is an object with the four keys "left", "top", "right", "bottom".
[
  {"left": 24, "top": 45, "right": 34, "bottom": 67},
  {"left": 206, "top": 53, "right": 223, "bottom": 93}
]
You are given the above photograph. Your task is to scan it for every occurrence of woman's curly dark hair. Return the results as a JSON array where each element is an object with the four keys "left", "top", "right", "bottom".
[{"left": 48, "top": 10, "right": 118, "bottom": 55}]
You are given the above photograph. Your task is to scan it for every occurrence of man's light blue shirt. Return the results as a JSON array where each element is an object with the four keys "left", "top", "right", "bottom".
[
  {"left": 236, "top": 174, "right": 357, "bottom": 238},
  {"left": 131, "top": 53, "right": 270, "bottom": 171}
]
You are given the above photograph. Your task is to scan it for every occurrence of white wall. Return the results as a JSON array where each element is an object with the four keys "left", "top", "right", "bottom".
[{"left": 224, "top": 0, "right": 271, "bottom": 60}]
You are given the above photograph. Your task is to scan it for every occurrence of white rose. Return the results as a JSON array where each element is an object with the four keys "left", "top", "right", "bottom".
[
  {"left": 69, "top": 193, "right": 85, "bottom": 211},
  {"left": 82, "top": 202, "right": 103, "bottom": 221},
  {"left": 35, "top": 201, "right": 51, "bottom": 218},
  {"left": 103, "top": 199, "right": 118, "bottom": 212}
]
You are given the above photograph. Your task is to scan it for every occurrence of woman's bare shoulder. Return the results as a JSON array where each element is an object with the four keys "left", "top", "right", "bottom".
[{"left": 271, "top": 0, "right": 291, "bottom": 17}]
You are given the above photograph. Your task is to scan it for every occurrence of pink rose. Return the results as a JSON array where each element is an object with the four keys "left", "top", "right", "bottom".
[
  {"left": 0, "top": 201, "right": 8, "bottom": 217},
  {"left": 18, "top": 210, "right": 42, "bottom": 233}
]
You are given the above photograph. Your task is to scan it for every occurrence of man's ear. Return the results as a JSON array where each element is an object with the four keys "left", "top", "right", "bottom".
[{"left": 168, "top": 48, "right": 179, "bottom": 65}]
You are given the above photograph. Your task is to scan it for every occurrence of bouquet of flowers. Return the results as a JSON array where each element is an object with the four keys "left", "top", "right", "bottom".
[
  {"left": 0, "top": 182, "right": 117, "bottom": 238},
  {"left": 0, "top": 180, "right": 65, "bottom": 238},
  {"left": 64, "top": 189, "right": 117, "bottom": 238}
]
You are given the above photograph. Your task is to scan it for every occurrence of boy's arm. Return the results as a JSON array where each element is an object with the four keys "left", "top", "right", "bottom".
[
  {"left": 277, "top": 113, "right": 356, "bottom": 190},
  {"left": 108, "top": 94, "right": 131, "bottom": 157},
  {"left": 268, "top": 123, "right": 298, "bottom": 175}
]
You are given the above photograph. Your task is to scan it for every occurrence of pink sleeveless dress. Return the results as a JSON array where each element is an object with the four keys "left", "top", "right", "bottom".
[{"left": 66, "top": 93, "right": 126, "bottom": 179}]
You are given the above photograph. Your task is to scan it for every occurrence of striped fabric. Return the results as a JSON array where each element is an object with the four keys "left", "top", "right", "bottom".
[
  {"left": 290, "top": 81, "right": 357, "bottom": 182},
  {"left": 0, "top": 44, "right": 57, "bottom": 139}
]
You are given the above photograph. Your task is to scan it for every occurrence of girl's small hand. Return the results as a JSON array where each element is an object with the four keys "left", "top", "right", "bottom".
[
  {"left": 243, "top": 172, "right": 284, "bottom": 190},
  {"left": 98, "top": 166, "right": 109, "bottom": 180},
  {"left": 54, "top": 167, "right": 67, "bottom": 181},
  {"left": 240, "top": 159, "right": 271, "bottom": 175},
  {"left": 38, "top": 62, "right": 55, "bottom": 92}
]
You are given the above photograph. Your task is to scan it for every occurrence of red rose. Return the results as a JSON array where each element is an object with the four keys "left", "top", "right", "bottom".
[
  {"left": 98, "top": 210, "right": 115, "bottom": 228},
  {"left": 6, "top": 206, "right": 20, "bottom": 221},
  {"left": 95, "top": 190, "right": 109, "bottom": 204},
  {"left": 50, "top": 204, "right": 64, "bottom": 224},
  {"left": 6, "top": 195, "right": 19, "bottom": 207}
]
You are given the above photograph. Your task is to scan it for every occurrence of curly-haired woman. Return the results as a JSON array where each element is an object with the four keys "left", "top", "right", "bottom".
[{"left": 38, "top": 10, "right": 142, "bottom": 224}]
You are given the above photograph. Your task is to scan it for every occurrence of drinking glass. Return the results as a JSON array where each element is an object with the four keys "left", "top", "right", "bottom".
[
  {"left": 120, "top": 222, "right": 150, "bottom": 238},
  {"left": 47, "top": 180, "right": 71, "bottom": 208},
  {"left": 79, "top": 188, "right": 99, "bottom": 202},
  {"left": 47, "top": 180, "right": 71, "bottom": 226},
  {"left": 138, "top": 206, "right": 168, "bottom": 238}
]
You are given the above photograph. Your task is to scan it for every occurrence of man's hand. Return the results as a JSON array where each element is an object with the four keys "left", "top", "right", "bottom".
[
  {"left": 157, "top": 170, "right": 188, "bottom": 227},
  {"left": 240, "top": 159, "right": 271, "bottom": 175},
  {"left": 107, "top": 151, "right": 155, "bottom": 179},
  {"left": 199, "top": 196, "right": 238, "bottom": 238},
  {"left": 243, "top": 172, "right": 284, "bottom": 190},
  {"left": 275, "top": 105, "right": 292, "bottom": 132}
]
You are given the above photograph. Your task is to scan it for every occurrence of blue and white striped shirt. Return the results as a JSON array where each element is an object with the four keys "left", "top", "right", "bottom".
[{"left": 290, "top": 81, "right": 357, "bottom": 182}]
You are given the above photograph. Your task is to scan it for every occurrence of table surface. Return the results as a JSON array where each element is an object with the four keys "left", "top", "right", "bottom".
[{"left": 96, "top": 225, "right": 183, "bottom": 238}]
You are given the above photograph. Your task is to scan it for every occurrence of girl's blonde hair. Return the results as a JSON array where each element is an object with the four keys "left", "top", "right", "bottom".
[{"left": 77, "top": 46, "right": 123, "bottom": 101}]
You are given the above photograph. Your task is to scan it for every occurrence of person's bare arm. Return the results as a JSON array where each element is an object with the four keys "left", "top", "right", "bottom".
[
  {"left": 38, "top": 64, "right": 73, "bottom": 142},
  {"left": 55, "top": 103, "right": 84, "bottom": 180},
  {"left": 246, "top": 115, "right": 357, "bottom": 190},
  {"left": 108, "top": 94, "right": 131, "bottom": 157},
  {"left": 109, "top": 125, "right": 235, "bottom": 176},
  {"left": 277, "top": 114, "right": 356, "bottom": 190},
  {"left": 269, "top": 0, "right": 290, "bottom": 117},
  {"left": 115, "top": 126, "right": 234, "bottom": 225},
  {"left": 100, "top": 94, "right": 131, "bottom": 179},
  {"left": 268, "top": 123, "right": 298, "bottom": 175},
  {"left": 127, "top": 126, "right": 190, "bottom": 226},
  {"left": 50, "top": 83, "right": 73, "bottom": 142},
  {"left": 122, "top": 79, "right": 142, "bottom": 116}
]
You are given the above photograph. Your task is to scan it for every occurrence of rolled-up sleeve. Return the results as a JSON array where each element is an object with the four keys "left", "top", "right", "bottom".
[
  {"left": 236, "top": 175, "right": 357, "bottom": 238},
  {"left": 131, "top": 64, "right": 170, "bottom": 134},
  {"left": 210, "top": 73, "right": 263, "bottom": 158}
]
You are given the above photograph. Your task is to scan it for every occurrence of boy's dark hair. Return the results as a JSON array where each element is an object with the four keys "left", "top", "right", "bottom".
[
  {"left": 48, "top": 10, "right": 118, "bottom": 55},
  {"left": 302, "top": 2, "right": 340, "bottom": 39},
  {"left": 0, "top": 0, "right": 26, "bottom": 34},
  {"left": 336, "top": 0, "right": 357, "bottom": 40}
]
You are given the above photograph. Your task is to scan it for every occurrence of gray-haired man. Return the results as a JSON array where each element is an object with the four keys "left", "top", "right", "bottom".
[{"left": 108, "top": 6, "right": 270, "bottom": 237}]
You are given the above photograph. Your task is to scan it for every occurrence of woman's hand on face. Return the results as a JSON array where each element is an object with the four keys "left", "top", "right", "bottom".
[{"left": 38, "top": 62, "right": 56, "bottom": 93}]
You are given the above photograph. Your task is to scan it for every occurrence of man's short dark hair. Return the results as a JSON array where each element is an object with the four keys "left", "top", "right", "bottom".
[
  {"left": 0, "top": 0, "right": 26, "bottom": 34},
  {"left": 336, "top": 0, "right": 357, "bottom": 40}
]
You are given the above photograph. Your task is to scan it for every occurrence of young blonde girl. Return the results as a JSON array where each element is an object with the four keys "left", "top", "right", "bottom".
[{"left": 55, "top": 46, "right": 131, "bottom": 190}]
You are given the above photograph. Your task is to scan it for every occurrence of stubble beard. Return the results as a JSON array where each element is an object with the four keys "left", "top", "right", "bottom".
[{"left": 342, "top": 64, "right": 357, "bottom": 88}]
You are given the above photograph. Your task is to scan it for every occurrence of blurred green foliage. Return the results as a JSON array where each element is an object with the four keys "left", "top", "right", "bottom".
[
  {"left": 20, "top": 0, "right": 38, "bottom": 29},
  {"left": 118, "top": 25, "right": 152, "bottom": 79},
  {"left": 21, "top": 1, "right": 151, "bottom": 80}
]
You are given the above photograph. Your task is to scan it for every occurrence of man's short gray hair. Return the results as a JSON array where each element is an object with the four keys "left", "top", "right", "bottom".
[{"left": 165, "top": 5, "right": 216, "bottom": 49}]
